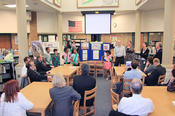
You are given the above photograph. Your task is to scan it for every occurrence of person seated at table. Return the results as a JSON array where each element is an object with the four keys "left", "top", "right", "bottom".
[
  {"left": 73, "top": 63, "right": 96, "bottom": 106},
  {"left": 123, "top": 60, "right": 142, "bottom": 80},
  {"left": 145, "top": 58, "right": 166, "bottom": 86},
  {"left": 52, "top": 49, "right": 60, "bottom": 67},
  {"left": 71, "top": 48, "right": 79, "bottom": 66},
  {"left": 27, "top": 61, "right": 49, "bottom": 82},
  {"left": 104, "top": 50, "right": 112, "bottom": 80},
  {"left": 144, "top": 56, "right": 155, "bottom": 76},
  {"left": 35, "top": 55, "right": 51, "bottom": 75},
  {"left": 167, "top": 69, "right": 175, "bottom": 92},
  {"left": 49, "top": 73, "right": 81, "bottom": 116},
  {"left": 21, "top": 56, "right": 30, "bottom": 78},
  {"left": 0, "top": 80, "right": 33, "bottom": 116},
  {"left": 117, "top": 78, "right": 154, "bottom": 116},
  {"left": 62, "top": 47, "right": 71, "bottom": 64}
]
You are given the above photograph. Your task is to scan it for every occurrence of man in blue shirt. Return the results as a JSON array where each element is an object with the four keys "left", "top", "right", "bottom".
[{"left": 124, "top": 61, "right": 142, "bottom": 79}]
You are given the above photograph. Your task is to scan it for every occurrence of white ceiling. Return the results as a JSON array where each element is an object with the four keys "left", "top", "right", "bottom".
[
  {"left": 139, "top": 0, "right": 164, "bottom": 11},
  {"left": 0, "top": 0, "right": 57, "bottom": 12}
]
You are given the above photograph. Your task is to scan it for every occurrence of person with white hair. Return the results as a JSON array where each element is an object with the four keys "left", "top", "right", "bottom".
[
  {"left": 49, "top": 73, "right": 81, "bottom": 116},
  {"left": 118, "top": 78, "right": 154, "bottom": 116},
  {"left": 114, "top": 40, "right": 126, "bottom": 66}
]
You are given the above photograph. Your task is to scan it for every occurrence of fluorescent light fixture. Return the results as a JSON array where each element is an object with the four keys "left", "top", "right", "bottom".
[{"left": 5, "top": 4, "right": 29, "bottom": 8}]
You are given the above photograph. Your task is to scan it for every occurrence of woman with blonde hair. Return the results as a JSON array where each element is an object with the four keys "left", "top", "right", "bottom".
[{"left": 49, "top": 73, "right": 81, "bottom": 116}]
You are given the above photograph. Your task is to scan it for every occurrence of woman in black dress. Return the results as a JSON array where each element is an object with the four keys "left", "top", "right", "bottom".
[{"left": 140, "top": 42, "right": 149, "bottom": 71}]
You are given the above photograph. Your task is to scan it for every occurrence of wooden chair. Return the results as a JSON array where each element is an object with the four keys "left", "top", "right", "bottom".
[
  {"left": 89, "top": 63, "right": 96, "bottom": 76},
  {"left": 158, "top": 75, "right": 166, "bottom": 84},
  {"left": 80, "top": 86, "right": 97, "bottom": 116},
  {"left": 122, "top": 78, "right": 132, "bottom": 97},
  {"left": 110, "top": 88, "right": 119, "bottom": 111},
  {"left": 73, "top": 100, "right": 80, "bottom": 116},
  {"left": 95, "top": 61, "right": 105, "bottom": 77},
  {"left": 110, "top": 67, "right": 119, "bottom": 89}
]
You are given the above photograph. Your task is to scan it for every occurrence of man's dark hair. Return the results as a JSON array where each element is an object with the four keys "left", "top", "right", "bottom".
[
  {"left": 53, "top": 49, "right": 57, "bottom": 52},
  {"left": 147, "top": 56, "right": 153, "bottom": 64},
  {"left": 131, "top": 60, "right": 139, "bottom": 69},
  {"left": 46, "top": 47, "right": 50, "bottom": 51},
  {"left": 81, "top": 63, "right": 90, "bottom": 75},
  {"left": 24, "top": 57, "right": 29, "bottom": 62}
]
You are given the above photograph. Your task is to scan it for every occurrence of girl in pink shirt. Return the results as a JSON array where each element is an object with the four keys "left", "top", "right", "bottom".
[
  {"left": 62, "top": 47, "right": 71, "bottom": 64},
  {"left": 104, "top": 50, "right": 112, "bottom": 80}
]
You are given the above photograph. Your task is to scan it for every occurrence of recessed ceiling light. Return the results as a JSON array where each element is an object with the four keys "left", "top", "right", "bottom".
[{"left": 4, "top": 4, "right": 29, "bottom": 8}]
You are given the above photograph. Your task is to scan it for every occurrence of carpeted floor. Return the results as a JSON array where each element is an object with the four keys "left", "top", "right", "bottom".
[{"left": 96, "top": 77, "right": 111, "bottom": 116}]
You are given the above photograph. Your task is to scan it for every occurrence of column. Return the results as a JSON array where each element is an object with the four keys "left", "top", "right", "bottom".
[
  {"left": 162, "top": 0, "right": 175, "bottom": 82},
  {"left": 135, "top": 10, "right": 141, "bottom": 53},
  {"left": 57, "top": 12, "right": 64, "bottom": 64},
  {"left": 16, "top": 0, "right": 28, "bottom": 65},
  {"left": 29, "top": 12, "right": 38, "bottom": 43}
]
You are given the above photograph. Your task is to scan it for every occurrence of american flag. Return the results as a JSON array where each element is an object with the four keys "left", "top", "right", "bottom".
[{"left": 68, "top": 20, "right": 82, "bottom": 32}]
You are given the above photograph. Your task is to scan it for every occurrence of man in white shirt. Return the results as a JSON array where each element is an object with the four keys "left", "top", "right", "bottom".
[
  {"left": 44, "top": 47, "right": 52, "bottom": 66},
  {"left": 114, "top": 40, "right": 126, "bottom": 66},
  {"left": 118, "top": 78, "right": 154, "bottom": 116},
  {"left": 21, "top": 57, "right": 30, "bottom": 78}
]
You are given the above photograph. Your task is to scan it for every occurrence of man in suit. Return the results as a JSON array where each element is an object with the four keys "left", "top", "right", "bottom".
[
  {"left": 154, "top": 42, "right": 162, "bottom": 64},
  {"left": 27, "top": 61, "right": 49, "bottom": 82},
  {"left": 35, "top": 55, "right": 51, "bottom": 75},
  {"left": 73, "top": 63, "right": 96, "bottom": 106},
  {"left": 145, "top": 58, "right": 166, "bottom": 86}
]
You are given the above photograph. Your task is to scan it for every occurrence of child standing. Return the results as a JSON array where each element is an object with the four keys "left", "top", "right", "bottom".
[
  {"left": 104, "top": 50, "right": 112, "bottom": 80},
  {"left": 71, "top": 48, "right": 79, "bottom": 66},
  {"left": 62, "top": 47, "right": 71, "bottom": 64}
]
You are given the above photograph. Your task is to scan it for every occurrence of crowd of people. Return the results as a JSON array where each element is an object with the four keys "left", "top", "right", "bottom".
[{"left": 0, "top": 40, "right": 175, "bottom": 116}]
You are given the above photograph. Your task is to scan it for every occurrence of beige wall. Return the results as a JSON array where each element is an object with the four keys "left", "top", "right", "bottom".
[
  {"left": 141, "top": 9, "right": 164, "bottom": 32},
  {"left": 37, "top": 12, "right": 58, "bottom": 34},
  {"left": 61, "top": 0, "right": 136, "bottom": 12},
  {"left": 0, "top": 10, "right": 30, "bottom": 33},
  {"left": 112, "top": 12, "right": 136, "bottom": 33}
]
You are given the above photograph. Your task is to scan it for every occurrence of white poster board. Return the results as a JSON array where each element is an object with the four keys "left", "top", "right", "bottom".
[
  {"left": 83, "top": 50, "right": 88, "bottom": 60},
  {"left": 93, "top": 50, "right": 99, "bottom": 59}
]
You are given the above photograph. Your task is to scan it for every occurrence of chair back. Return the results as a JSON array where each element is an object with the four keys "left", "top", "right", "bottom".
[
  {"left": 73, "top": 100, "right": 80, "bottom": 116},
  {"left": 158, "top": 75, "right": 166, "bottom": 84},
  {"left": 110, "top": 88, "right": 119, "bottom": 111},
  {"left": 110, "top": 67, "right": 116, "bottom": 77},
  {"left": 122, "top": 79, "right": 132, "bottom": 96},
  {"left": 84, "top": 86, "right": 97, "bottom": 106},
  {"left": 81, "top": 86, "right": 97, "bottom": 116}
]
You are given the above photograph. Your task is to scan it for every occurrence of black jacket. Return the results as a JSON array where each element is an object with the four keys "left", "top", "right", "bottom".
[
  {"left": 35, "top": 60, "right": 51, "bottom": 75},
  {"left": 145, "top": 65, "right": 166, "bottom": 86},
  {"left": 73, "top": 74, "right": 96, "bottom": 106},
  {"left": 140, "top": 48, "right": 149, "bottom": 60},
  {"left": 154, "top": 49, "right": 162, "bottom": 64},
  {"left": 27, "top": 69, "right": 47, "bottom": 82}
]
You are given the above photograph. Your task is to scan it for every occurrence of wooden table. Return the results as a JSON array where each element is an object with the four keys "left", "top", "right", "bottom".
[
  {"left": 21, "top": 82, "right": 52, "bottom": 116},
  {"left": 142, "top": 86, "right": 175, "bottom": 116},
  {"left": 48, "top": 65, "right": 79, "bottom": 85}
]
